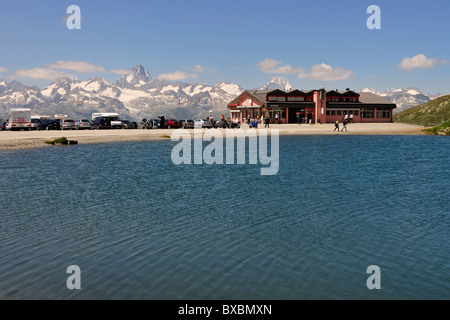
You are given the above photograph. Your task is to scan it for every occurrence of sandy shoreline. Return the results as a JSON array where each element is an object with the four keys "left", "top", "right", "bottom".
[{"left": 0, "top": 123, "right": 427, "bottom": 152}]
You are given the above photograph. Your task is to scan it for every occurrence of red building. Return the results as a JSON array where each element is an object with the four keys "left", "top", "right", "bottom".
[{"left": 228, "top": 88, "right": 396, "bottom": 124}]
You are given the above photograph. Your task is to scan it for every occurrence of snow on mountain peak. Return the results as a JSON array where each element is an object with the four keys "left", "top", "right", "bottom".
[
  {"left": 259, "top": 76, "right": 292, "bottom": 91},
  {"left": 360, "top": 87, "right": 433, "bottom": 114},
  {"left": 214, "top": 82, "right": 244, "bottom": 96},
  {"left": 115, "top": 65, "right": 153, "bottom": 89},
  {"left": 361, "top": 87, "right": 381, "bottom": 95}
]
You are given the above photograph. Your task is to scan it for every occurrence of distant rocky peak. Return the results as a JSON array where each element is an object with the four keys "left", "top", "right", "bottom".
[
  {"left": 128, "top": 65, "right": 152, "bottom": 82},
  {"left": 259, "top": 76, "right": 292, "bottom": 91},
  {"left": 115, "top": 65, "right": 153, "bottom": 88}
]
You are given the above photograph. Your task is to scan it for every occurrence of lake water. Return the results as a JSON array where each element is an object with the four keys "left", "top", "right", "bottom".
[{"left": 0, "top": 135, "right": 449, "bottom": 300}]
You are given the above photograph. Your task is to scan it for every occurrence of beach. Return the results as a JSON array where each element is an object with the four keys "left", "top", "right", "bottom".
[{"left": 0, "top": 123, "right": 426, "bottom": 152}]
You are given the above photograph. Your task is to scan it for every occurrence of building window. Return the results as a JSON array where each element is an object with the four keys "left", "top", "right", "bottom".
[
  {"left": 343, "top": 110, "right": 347, "bottom": 115},
  {"left": 377, "top": 108, "right": 391, "bottom": 118},
  {"left": 270, "top": 109, "right": 285, "bottom": 119},
  {"left": 349, "top": 110, "right": 353, "bottom": 115},
  {"left": 336, "top": 110, "right": 341, "bottom": 116},
  {"left": 331, "top": 110, "right": 336, "bottom": 116},
  {"left": 268, "top": 96, "right": 277, "bottom": 101},
  {"left": 287, "top": 96, "right": 305, "bottom": 102},
  {"left": 354, "top": 110, "right": 359, "bottom": 116},
  {"left": 361, "top": 108, "right": 374, "bottom": 118},
  {"left": 326, "top": 110, "right": 330, "bottom": 116}
]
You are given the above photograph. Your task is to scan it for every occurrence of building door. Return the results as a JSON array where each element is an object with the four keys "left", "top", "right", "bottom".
[{"left": 288, "top": 108, "right": 305, "bottom": 123}]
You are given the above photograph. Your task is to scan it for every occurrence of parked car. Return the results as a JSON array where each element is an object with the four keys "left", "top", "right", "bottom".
[
  {"left": 201, "top": 119, "right": 213, "bottom": 128},
  {"left": 30, "top": 118, "right": 41, "bottom": 130},
  {"left": 60, "top": 119, "right": 76, "bottom": 130},
  {"left": 121, "top": 120, "right": 135, "bottom": 129},
  {"left": 194, "top": 119, "right": 203, "bottom": 129},
  {"left": 1, "top": 122, "right": 7, "bottom": 131},
  {"left": 164, "top": 119, "right": 183, "bottom": 129},
  {"left": 92, "top": 116, "right": 124, "bottom": 129},
  {"left": 131, "top": 121, "right": 138, "bottom": 129},
  {"left": 37, "top": 119, "right": 61, "bottom": 130},
  {"left": 179, "top": 119, "right": 195, "bottom": 129},
  {"left": 75, "top": 119, "right": 92, "bottom": 130}
]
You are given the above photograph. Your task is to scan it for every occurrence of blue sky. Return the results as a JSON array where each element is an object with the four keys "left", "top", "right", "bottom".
[{"left": 0, "top": 0, "right": 449, "bottom": 94}]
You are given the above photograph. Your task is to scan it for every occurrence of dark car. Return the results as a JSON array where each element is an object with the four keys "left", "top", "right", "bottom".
[
  {"left": 131, "top": 121, "right": 138, "bottom": 129},
  {"left": 92, "top": 116, "right": 123, "bottom": 129},
  {"left": 165, "top": 119, "right": 183, "bottom": 129},
  {"left": 179, "top": 119, "right": 195, "bottom": 129},
  {"left": 1, "top": 122, "right": 7, "bottom": 131},
  {"left": 37, "top": 119, "right": 61, "bottom": 130},
  {"left": 121, "top": 120, "right": 135, "bottom": 129}
]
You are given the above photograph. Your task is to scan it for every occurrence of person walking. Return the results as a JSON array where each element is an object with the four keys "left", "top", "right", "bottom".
[
  {"left": 307, "top": 112, "right": 312, "bottom": 125},
  {"left": 275, "top": 113, "right": 279, "bottom": 124},
  {"left": 350, "top": 113, "right": 354, "bottom": 123},
  {"left": 265, "top": 115, "right": 270, "bottom": 128},
  {"left": 334, "top": 120, "right": 340, "bottom": 132},
  {"left": 342, "top": 118, "right": 348, "bottom": 132}
]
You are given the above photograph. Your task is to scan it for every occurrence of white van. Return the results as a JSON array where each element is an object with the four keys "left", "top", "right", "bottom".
[
  {"left": 6, "top": 109, "right": 32, "bottom": 131},
  {"left": 91, "top": 113, "right": 120, "bottom": 121}
]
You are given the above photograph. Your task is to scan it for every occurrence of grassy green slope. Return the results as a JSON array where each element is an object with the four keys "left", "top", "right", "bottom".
[
  {"left": 394, "top": 95, "right": 450, "bottom": 126},
  {"left": 423, "top": 121, "right": 450, "bottom": 136}
]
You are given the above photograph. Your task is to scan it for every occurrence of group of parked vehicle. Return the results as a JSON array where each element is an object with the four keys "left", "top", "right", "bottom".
[
  {"left": 141, "top": 118, "right": 241, "bottom": 129},
  {"left": 1, "top": 118, "right": 139, "bottom": 131},
  {"left": 1, "top": 109, "right": 242, "bottom": 132}
]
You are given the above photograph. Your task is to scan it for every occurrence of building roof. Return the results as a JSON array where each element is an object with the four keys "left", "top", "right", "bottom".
[
  {"left": 228, "top": 90, "right": 267, "bottom": 107},
  {"left": 228, "top": 89, "right": 396, "bottom": 108},
  {"left": 358, "top": 92, "right": 395, "bottom": 105}
]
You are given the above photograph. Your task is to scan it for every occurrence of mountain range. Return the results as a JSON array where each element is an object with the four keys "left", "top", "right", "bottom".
[
  {"left": 0, "top": 70, "right": 444, "bottom": 121},
  {"left": 0, "top": 65, "right": 244, "bottom": 121},
  {"left": 256, "top": 78, "right": 441, "bottom": 114},
  {"left": 360, "top": 87, "right": 442, "bottom": 114}
]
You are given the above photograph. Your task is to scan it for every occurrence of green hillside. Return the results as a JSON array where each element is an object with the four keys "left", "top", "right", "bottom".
[
  {"left": 394, "top": 95, "right": 450, "bottom": 127},
  {"left": 423, "top": 121, "right": 450, "bottom": 136}
]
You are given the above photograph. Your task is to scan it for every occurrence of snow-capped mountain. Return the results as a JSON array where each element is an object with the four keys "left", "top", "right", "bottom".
[
  {"left": 115, "top": 65, "right": 153, "bottom": 89},
  {"left": 0, "top": 81, "right": 45, "bottom": 107},
  {"left": 0, "top": 66, "right": 245, "bottom": 121},
  {"left": 258, "top": 76, "right": 292, "bottom": 91},
  {"left": 361, "top": 87, "right": 440, "bottom": 114},
  {"left": 2, "top": 67, "right": 442, "bottom": 122}
]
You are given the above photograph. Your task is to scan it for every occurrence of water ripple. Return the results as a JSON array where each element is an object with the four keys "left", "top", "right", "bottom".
[{"left": 0, "top": 136, "right": 448, "bottom": 299}]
